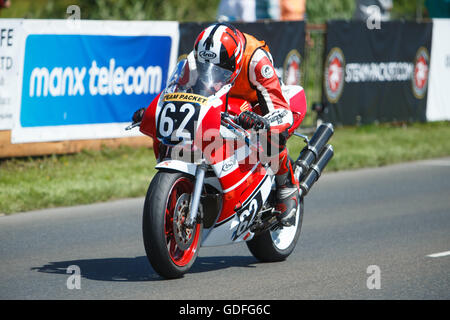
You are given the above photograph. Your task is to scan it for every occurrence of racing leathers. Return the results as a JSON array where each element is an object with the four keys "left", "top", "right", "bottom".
[{"left": 229, "top": 32, "right": 305, "bottom": 226}]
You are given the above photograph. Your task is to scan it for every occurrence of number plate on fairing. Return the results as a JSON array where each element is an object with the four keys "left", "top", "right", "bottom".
[
  {"left": 232, "top": 191, "right": 264, "bottom": 241},
  {"left": 156, "top": 93, "right": 206, "bottom": 145}
]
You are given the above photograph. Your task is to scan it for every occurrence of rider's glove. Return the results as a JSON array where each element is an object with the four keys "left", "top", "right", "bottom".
[
  {"left": 237, "top": 111, "right": 270, "bottom": 131},
  {"left": 132, "top": 108, "right": 146, "bottom": 124}
]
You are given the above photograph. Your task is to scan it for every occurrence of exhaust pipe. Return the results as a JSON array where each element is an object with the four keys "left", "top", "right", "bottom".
[
  {"left": 295, "top": 123, "right": 334, "bottom": 180},
  {"left": 299, "top": 144, "right": 334, "bottom": 197}
]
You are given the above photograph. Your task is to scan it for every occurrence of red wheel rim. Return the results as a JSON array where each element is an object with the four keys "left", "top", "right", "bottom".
[{"left": 164, "top": 177, "right": 201, "bottom": 267}]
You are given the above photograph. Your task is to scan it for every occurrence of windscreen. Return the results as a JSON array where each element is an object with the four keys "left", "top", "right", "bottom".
[{"left": 164, "top": 59, "right": 233, "bottom": 98}]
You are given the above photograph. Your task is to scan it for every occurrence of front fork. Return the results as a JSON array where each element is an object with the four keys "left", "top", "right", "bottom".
[{"left": 185, "top": 162, "right": 208, "bottom": 228}]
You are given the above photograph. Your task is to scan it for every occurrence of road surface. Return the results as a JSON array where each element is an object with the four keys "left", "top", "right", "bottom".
[{"left": 1, "top": 158, "right": 449, "bottom": 299}]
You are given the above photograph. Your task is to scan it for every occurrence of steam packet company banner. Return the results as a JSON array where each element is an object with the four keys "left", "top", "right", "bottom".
[
  {"left": 12, "top": 20, "right": 179, "bottom": 143},
  {"left": 178, "top": 21, "right": 306, "bottom": 87},
  {"left": 322, "top": 20, "right": 433, "bottom": 125}
]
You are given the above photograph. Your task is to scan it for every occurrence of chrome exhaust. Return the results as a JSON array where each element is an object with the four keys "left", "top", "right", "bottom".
[
  {"left": 295, "top": 123, "right": 334, "bottom": 181},
  {"left": 299, "top": 144, "right": 334, "bottom": 197}
]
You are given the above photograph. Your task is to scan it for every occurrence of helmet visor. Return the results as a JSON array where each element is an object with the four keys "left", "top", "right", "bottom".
[
  {"left": 194, "top": 60, "right": 233, "bottom": 96},
  {"left": 165, "top": 59, "right": 233, "bottom": 97}
]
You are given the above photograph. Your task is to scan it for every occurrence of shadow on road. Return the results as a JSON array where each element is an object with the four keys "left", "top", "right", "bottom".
[{"left": 31, "top": 255, "right": 258, "bottom": 282}]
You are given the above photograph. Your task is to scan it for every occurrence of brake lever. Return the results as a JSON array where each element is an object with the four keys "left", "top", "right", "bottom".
[
  {"left": 125, "top": 121, "right": 141, "bottom": 131},
  {"left": 222, "top": 115, "right": 245, "bottom": 133},
  {"left": 221, "top": 112, "right": 237, "bottom": 122},
  {"left": 221, "top": 113, "right": 252, "bottom": 143}
]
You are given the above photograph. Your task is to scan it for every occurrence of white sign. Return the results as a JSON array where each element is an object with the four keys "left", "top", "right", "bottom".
[
  {"left": 426, "top": 19, "right": 450, "bottom": 121},
  {"left": 0, "top": 19, "right": 24, "bottom": 130}
]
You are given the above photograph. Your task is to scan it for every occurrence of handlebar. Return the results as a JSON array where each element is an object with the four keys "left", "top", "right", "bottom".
[
  {"left": 124, "top": 113, "right": 261, "bottom": 144},
  {"left": 220, "top": 112, "right": 251, "bottom": 141}
]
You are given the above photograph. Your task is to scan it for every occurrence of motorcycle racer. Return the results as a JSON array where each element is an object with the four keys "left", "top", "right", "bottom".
[
  {"left": 192, "top": 23, "right": 306, "bottom": 226},
  {"left": 134, "top": 22, "right": 306, "bottom": 227}
]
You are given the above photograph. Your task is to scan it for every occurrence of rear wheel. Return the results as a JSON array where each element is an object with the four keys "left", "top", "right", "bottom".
[
  {"left": 246, "top": 199, "right": 303, "bottom": 262},
  {"left": 143, "top": 171, "right": 202, "bottom": 279}
]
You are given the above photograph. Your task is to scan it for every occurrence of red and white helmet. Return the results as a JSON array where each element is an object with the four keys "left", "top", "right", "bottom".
[{"left": 193, "top": 23, "right": 246, "bottom": 84}]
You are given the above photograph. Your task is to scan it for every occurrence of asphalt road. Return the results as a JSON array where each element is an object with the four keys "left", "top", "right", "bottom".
[{"left": 1, "top": 158, "right": 449, "bottom": 300}]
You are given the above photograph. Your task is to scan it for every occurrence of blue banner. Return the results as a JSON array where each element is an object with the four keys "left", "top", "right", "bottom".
[{"left": 21, "top": 34, "right": 172, "bottom": 127}]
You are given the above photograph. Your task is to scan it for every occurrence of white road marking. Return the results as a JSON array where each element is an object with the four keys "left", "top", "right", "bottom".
[
  {"left": 419, "top": 159, "right": 450, "bottom": 167},
  {"left": 426, "top": 251, "right": 450, "bottom": 258}
]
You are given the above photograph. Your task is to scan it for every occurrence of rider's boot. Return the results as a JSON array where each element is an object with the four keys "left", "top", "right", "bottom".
[{"left": 274, "top": 155, "right": 299, "bottom": 227}]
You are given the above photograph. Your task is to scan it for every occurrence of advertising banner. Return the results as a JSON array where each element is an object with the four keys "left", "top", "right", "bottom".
[
  {"left": 0, "top": 19, "right": 23, "bottom": 130},
  {"left": 426, "top": 19, "right": 450, "bottom": 121},
  {"left": 179, "top": 21, "right": 306, "bottom": 87},
  {"left": 322, "top": 20, "right": 433, "bottom": 125},
  {"left": 12, "top": 19, "right": 179, "bottom": 143}
]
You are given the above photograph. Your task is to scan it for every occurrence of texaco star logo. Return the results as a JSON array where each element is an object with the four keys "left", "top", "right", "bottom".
[
  {"left": 412, "top": 47, "right": 429, "bottom": 99},
  {"left": 324, "top": 47, "right": 345, "bottom": 103}
]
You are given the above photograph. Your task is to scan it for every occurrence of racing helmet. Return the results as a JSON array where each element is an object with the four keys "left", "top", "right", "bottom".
[{"left": 193, "top": 23, "right": 246, "bottom": 85}]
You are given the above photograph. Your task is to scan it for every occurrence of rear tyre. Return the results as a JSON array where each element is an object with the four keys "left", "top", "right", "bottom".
[
  {"left": 246, "top": 199, "right": 303, "bottom": 262},
  {"left": 143, "top": 171, "right": 202, "bottom": 279}
]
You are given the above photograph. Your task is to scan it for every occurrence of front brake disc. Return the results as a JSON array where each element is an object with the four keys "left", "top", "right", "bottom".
[{"left": 173, "top": 193, "right": 196, "bottom": 251}]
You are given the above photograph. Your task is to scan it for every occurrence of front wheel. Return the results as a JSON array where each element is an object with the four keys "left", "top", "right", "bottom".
[
  {"left": 246, "top": 199, "right": 303, "bottom": 262},
  {"left": 142, "top": 171, "right": 202, "bottom": 279}
]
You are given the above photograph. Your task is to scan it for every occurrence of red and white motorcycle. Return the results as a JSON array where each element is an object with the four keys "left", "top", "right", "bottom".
[{"left": 127, "top": 59, "right": 334, "bottom": 279}]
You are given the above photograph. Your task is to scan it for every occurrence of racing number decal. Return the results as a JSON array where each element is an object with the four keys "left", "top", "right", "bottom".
[
  {"left": 233, "top": 192, "right": 263, "bottom": 240},
  {"left": 158, "top": 103, "right": 176, "bottom": 137},
  {"left": 177, "top": 104, "right": 196, "bottom": 140},
  {"left": 157, "top": 101, "right": 199, "bottom": 143}
]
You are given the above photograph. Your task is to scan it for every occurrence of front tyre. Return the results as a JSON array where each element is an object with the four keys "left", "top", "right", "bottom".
[
  {"left": 246, "top": 199, "right": 303, "bottom": 262},
  {"left": 143, "top": 171, "right": 202, "bottom": 279}
]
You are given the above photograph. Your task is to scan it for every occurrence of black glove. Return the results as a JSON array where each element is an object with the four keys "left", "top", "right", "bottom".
[
  {"left": 237, "top": 111, "right": 269, "bottom": 131},
  {"left": 132, "top": 108, "right": 145, "bottom": 124}
]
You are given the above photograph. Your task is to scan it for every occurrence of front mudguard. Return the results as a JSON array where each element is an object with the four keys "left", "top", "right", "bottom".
[{"left": 155, "top": 159, "right": 198, "bottom": 177}]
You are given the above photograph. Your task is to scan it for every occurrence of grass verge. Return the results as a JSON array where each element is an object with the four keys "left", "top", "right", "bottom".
[{"left": 1, "top": 121, "right": 449, "bottom": 214}]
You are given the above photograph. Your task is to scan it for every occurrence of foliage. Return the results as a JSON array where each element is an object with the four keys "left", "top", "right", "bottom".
[
  {"left": 0, "top": 0, "right": 221, "bottom": 21},
  {"left": 391, "top": 0, "right": 425, "bottom": 20},
  {"left": 1, "top": 0, "right": 427, "bottom": 21},
  {"left": 305, "top": 0, "right": 356, "bottom": 23}
]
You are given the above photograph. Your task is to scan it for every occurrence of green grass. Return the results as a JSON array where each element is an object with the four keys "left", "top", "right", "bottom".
[
  {"left": 0, "top": 146, "right": 156, "bottom": 214},
  {"left": 1, "top": 121, "right": 449, "bottom": 214}
]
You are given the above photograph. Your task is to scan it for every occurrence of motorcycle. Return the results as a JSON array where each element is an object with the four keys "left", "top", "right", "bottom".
[{"left": 126, "top": 58, "right": 334, "bottom": 279}]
